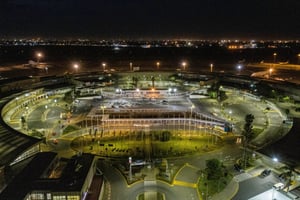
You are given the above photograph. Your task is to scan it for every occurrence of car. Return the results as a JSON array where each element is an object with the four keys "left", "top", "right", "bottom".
[
  {"left": 161, "top": 100, "right": 168, "bottom": 104},
  {"left": 273, "top": 182, "right": 284, "bottom": 190},
  {"left": 52, "top": 139, "right": 58, "bottom": 145},
  {"left": 260, "top": 169, "right": 271, "bottom": 177},
  {"left": 278, "top": 173, "right": 286, "bottom": 181},
  {"left": 234, "top": 164, "right": 243, "bottom": 172}
]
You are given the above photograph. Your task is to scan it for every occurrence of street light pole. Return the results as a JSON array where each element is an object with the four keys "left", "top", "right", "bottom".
[
  {"left": 156, "top": 61, "right": 160, "bottom": 70},
  {"left": 182, "top": 61, "right": 187, "bottom": 71},
  {"left": 237, "top": 65, "right": 242, "bottom": 75},
  {"left": 36, "top": 52, "right": 43, "bottom": 65},
  {"left": 100, "top": 105, "right": 106, "bottom": 134},
  {"left": 269, "top": 68, "right": 273, "bottom": 78},
  {"left": 229, "top": 110, "right": 232, "bottom": 121},
  {"left": 189, "top": 105, "right": 195, "bottom": 136},
  {"left": 190, "top": 104, "right": 195, "bottom": 117},
  {"left": 273, "top": 53, "right": 277, "bottom": 64},
  {"left": 73, "top": 63, "right": 79, "bottom": 73},
  {"left": 129, "top": 157, "right": 132, "bottom": 182},
  {"left": 102, "top": 62, "right": 106, "bottom": 72}
]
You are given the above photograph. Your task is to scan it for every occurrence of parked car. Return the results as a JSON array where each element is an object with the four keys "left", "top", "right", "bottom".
[
  {"left": 273, "top": 182, "right": 284, "bottom": 190},
  {"left": 234, "top": 164, "right": 243, "bottom": 172},
  {"left": 260, "top": 169, "right": 271, "bottom": 177}
]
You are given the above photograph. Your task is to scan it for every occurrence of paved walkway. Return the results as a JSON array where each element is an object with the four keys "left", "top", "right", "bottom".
[{"left": 211, "top": 179, "right": 239, "bottom": 200}]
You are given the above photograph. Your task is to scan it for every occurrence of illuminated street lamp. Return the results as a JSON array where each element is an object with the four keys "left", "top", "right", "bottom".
[
  {"left": 36, "top": 52, "right": 43, "bottom": 64},
  {"left": 272, "top": 157, "right": 279, "bottom": 169},
  {"left": 182, "top": 61, "right": 187, "bottom": 71},
  {"left": 210, "top": 63, "right": 213, "bottom": 73},
  {"left": 269, "top": 68, "right": 273, "bottom": 77},
  {"left": 273, "top": 53, "right": 277, "bottom": 64},
  {"left": 189, "top": 104, "right": 195, "bottom": 136},
  {"left": 100, "top": 105, "right": 106, "bottom": 132},
  {"left": 297, "top": 53, "right": 300, "bottom": 64},
  {"left": 136, "top": 88, "right": 140, "bottom": 96},
  {"left": 100, "top": 105, "right": 106, "bottom": 116},
  {"left": 156, "top": 61, "right": 160, "bottom": 70},
  {"left": 100, "top": 105, "right": 106, "bottom": 134},
  {"left": 102, "top": 62, "right": 106, "bottom": 72},
  {"left": 73, "top": 63, "right": 79, "bottom": 73},
  {"left": 229, "top": 110, "right": 232, "bottom": 120},
  {"left": 237, "top": 65, "right": 242, "bottom": 74},
  {"left": 190, "top": 104, "right": 195, "bottom": 117}
]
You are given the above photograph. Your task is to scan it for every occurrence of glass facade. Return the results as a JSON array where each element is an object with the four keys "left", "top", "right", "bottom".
[
  {"left": 30, "top": 192, "right": 44, "bottom": 200},
  {"left": 53, "top": 196, "right": 66, "bottom": 200},
  {"left": 27, "top": 192, "right": 80, "bottom": 200},
  {"left": 67, "top": 196, "right": 80, "bottom": 200}
]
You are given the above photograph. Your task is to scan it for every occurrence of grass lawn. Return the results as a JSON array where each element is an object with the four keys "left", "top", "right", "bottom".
[
  {"left": 198, "top": 174, "right": 233, "bottom": 199},
  {"left": 62, "top": 125, "right": 80, "bottom": 135}
]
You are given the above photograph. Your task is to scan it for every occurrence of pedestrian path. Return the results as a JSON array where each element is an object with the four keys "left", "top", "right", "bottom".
[
  {"left": 173, "top": 163, "right": 200, "bottom": 187},
  {"left": 211, "top": 179, "right": 239, "bottom": 200}
]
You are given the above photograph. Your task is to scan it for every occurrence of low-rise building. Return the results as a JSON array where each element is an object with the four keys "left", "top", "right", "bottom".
[{"left": 0, "top": 152, "right": 103, "bottom": 200}]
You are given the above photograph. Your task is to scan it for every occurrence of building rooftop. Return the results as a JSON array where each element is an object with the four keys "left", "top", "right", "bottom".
[
  {"left": 0, "top": 97, "right": 41, "bottom": 167},
  {"left": 0, "top": 152, "right": 95, "bottom": 200},
  {"left": 0, "top": 152, "right": 57, "bottom": 200}
]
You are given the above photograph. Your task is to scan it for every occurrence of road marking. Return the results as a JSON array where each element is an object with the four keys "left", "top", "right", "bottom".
[{"left": 173, "top": 180, "right": 197, "bottom": 188}]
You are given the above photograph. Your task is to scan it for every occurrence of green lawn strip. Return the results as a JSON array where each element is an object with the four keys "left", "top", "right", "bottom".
[
  {"left": 198, "top": 174, "right": 233, "bottom": 199},
  {"left": 62, "top": 125, "right": 80, "bottom": 135},
  {"left": 252, "top": 128, "right": 263, "bottom": 138}
]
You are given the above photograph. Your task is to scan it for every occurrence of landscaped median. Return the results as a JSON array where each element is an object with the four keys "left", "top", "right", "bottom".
[{"left": 198, "top": 158, "right": 233, "bottom": 200}]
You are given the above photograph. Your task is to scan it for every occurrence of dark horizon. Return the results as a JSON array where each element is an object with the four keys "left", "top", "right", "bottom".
[{"left": 0, "top": 0, "right": 299, "bottom": 40}]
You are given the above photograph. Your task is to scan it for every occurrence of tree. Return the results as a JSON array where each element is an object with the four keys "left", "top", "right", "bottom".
[
  {"left": 207, "top": 81, "right": 220, "bottom": 99},
  {"left": 205, "top": 159, "right": 223, "bottom": 180},
  {"left": 285, "top": 109, "right": 290, "bottom": 116},
  {"left": 243, "top": 114, "right": 255, "bottom": 143},
  {"left": 242, "top": 114, "right": 255, "bottom": 168}
]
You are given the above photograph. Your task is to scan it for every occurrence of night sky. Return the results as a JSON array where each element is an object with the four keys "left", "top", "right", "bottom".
[{"left": 0, "top": 0, "right": 299, "bottom": 40}]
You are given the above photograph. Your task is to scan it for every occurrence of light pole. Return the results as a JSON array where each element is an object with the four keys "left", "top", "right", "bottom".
[
  {"left": 190, "top": 104, "right": 195, "bottom": 117},
  {"left": 298, "top": 53, "right": 300, "bottom": 64},
  {"left": 189, "top": 105, "right": 195, "bottom": 136},
  {"left": 269, "top": 68, "right": 273, "bottom": 78},
  {"left": 273, "top": 157, "right": 278, "bottom": 169},
  {"left": 100, "top": 105, "right": 106, "bottom": 133},
  {"left": 73, "top": 63, "right": 79, "bottom": 73},
  {"left": 182, "top": 61, "right": 187, "bottom": 71},
  {"left": 129, "top": 157, "right": 132, "bottom": 181},
  {"left": 36, "top": 52, "right": 43, "bottom": 65},
  {"left": 210, "top": 63, "right": 213, "bottom": 73},
  {"left": 229, "top": 110, "right": 232, "bottom": 121},
  {"left": 237, "top": 65, "right": 242, "bottom": 75},
  {"left": 273, "top": 53, "right": 277, "bottom": 64},
  {"left": 102, "top": 62, "right": 106, "bottom": 72},
  {"left": 156, "top": 61, "right": 160, "bottom": 70}
]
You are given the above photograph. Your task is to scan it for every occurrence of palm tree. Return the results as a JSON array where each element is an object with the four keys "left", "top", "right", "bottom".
[{"left": 242, "top": 114, "right": 255, "bottom": 168}]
